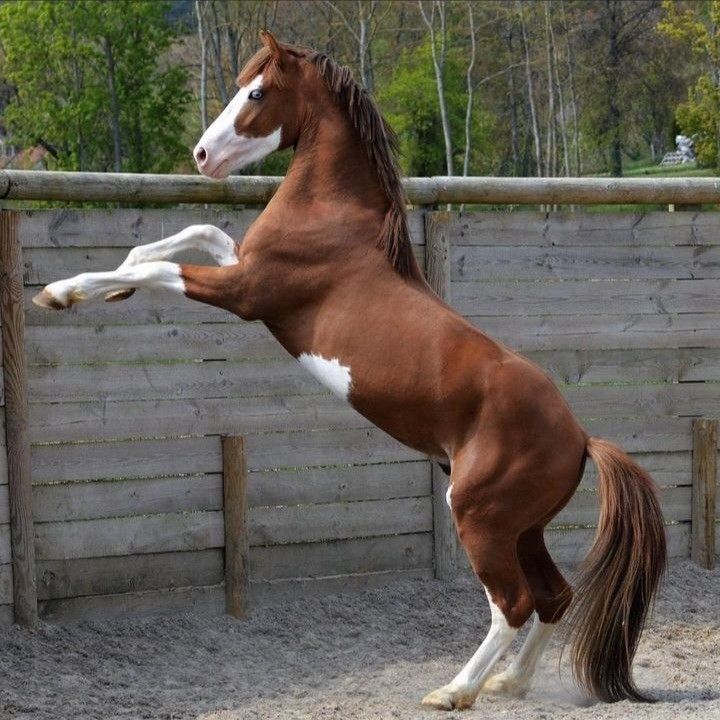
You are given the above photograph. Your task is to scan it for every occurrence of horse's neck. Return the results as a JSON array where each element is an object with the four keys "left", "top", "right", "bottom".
[{"left": 275, "top": 110, "right": 389, "bottom": 216}]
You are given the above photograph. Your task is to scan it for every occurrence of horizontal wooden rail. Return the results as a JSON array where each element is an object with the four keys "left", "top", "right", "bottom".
[{"left": 1, "top": 170, "right": 720, "bottom": 205}]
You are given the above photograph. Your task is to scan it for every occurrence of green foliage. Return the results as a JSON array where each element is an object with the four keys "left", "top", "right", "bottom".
[
  {"left": 659, "top": 0, "right": 720, "bottom": 169},
  {"left": 0, "top": 0, "right": 191, "bottom": 172},
  {"left": 377, "top": 39, "right": 495, "bottom": 176}
]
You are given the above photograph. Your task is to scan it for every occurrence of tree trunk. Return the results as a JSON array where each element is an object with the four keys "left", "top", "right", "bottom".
[
  {"left": 560, "top": 0, "right": 581, "bottom": 175},
  {"left": 419, "top": 0, "right": 454, "bottom": 176},
  {"left": 506, "top": 25, "right": 520, "bottom": 175},
  {"left": 544, "top": 1, "right": 556, "bottom": 178},
  {"left": 548, "top": 4, "right": 570, "bottom": 176},
  {"left": 103, "top": 37, "right": 123, "bottom": 172},
  {"left": 518, "top": 1, "right": 543, "bottom": 176},
  {"left": 195, "top": 0, "right": 208, "bottom": 131},
  {"left": 462, "top": 2, "right": 476, "bottom": 178}
]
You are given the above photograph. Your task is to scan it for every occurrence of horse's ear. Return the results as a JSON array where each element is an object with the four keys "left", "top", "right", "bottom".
[{"left": 260, "top": 30, "right": 283, "bottom": 60}]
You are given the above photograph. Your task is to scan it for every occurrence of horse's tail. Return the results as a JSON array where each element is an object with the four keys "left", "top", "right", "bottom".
[{"left": 566, "top": 437, "right": 666, "bottom": 702}]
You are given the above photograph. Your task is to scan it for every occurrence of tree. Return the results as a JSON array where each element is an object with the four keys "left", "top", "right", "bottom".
[
  {"left": 658, "top": 0, "right": 720, "bottom": 168},
  {"left": 0, "top": 0, "right": 190, "bottom": 172}
]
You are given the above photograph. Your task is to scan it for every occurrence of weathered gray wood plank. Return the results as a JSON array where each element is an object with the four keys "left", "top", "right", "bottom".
[
  {"left": 250, "top": 497, "right": 433, "bottom": 546},
  {"left": 32, "top": 475, "right": 223, "bottom": 523},
  {"left": 27, "top": 359, "right": 323, "bottom": 403},
  {"left": 469, "top": 313, "right": 720, "bottom": 351},
  {"left": 31, "top": 428, "right": 421, "bottom": 484},
  {"left": 35, "top": 510, "right": 225, "bottom": 560},
  {"left": 25, "top": 321, "right": 283, "bottom": 364},
  {"left": 452, "top": 245, "right": 720, "bottom": 282},
  {"left": 39, "top": 583, "right": 226, "bottom": 622},
  {"left": 31, "top": 436, "right": 222, "bottom": 483},
  {"left": 0, "top": 563, "right": 13, "bottom": 605},
  {"left": 248, "top": 461, "right": 430, "bottom": 508},
  {"left": 0, "top": 525, "right": 10, "bottom": 563},
  {"left": 37, "top": 549, "right": 223, "bottom": 601},
  {"left": 35, "top": 497, "right": 432, "bottom": 561},
  {"left": 18, "top": 209, "right": 426, "bottom": 248},
  {"left": 28, "top": 394, "right": 365, "bottom": 444},
  {"left": 527, "top": 348, "right": 720, "bottom": 385},
  {"left": 452, "top": 279, "right": 720, "bottom": 317},
  {"left": 448, "top": 211, "right": 720, "bottom": 247},
  {"left": 249, "top": 567, "right": 434, "bottom": 607},
  {"left": 251, "top": 532, "right": 432, "bottom": 582}
]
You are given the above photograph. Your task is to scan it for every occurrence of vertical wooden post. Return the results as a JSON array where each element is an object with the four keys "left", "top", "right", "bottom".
[
  {"left": 425, "top": 211, "right": 452, "bottom": 305},
  {"left": 691, "top": 418, "right": 717, "bottom": 569},
  {"left": 222, "top": 435, "right": 249, "bottom": 618},
  {"left": 0, "top": 210, "right": 38, "bottom": 626},
  {"left": 425, "top": 210, "right": 461, "bottom": 580}
]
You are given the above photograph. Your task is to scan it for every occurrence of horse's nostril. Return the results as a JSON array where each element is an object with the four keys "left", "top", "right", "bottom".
[{"left": 196, "top": 146, "right": 207, "bottom": 163}]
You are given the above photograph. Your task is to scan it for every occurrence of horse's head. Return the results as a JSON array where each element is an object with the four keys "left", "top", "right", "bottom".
[{"left": 194, "top": 31, "right": 303, "bottom": 179}]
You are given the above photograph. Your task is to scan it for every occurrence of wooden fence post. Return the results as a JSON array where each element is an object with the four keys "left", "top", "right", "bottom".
[
  {"left": 222, "top": 435, "right": 250, "bottom": 618},
  {"left": 425, "top": 211, "right": 462, "bottom": 580},
  {"left": 0, "top": 210, "right": 38, "bottom": 627},
  {"left": 691, "top": 418, "right": 717, "bottom": 569}
]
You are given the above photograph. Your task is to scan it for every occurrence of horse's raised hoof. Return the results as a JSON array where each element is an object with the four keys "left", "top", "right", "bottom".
[
  {"left": 104, "top": 288, "right": 136, "bottom": 302},
  {"left": 482, "top": 672, "right": 529, "bottom": 698},
  {"left": 421, "top": 685, "right": 475, "bottom": 711},
  {"left": 32, "top": 287, "right": 71, "bottom": 310}
]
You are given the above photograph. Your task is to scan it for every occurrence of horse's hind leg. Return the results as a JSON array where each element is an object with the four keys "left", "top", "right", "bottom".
[
  {"left": 422, "top": 514, "right": 535, "bottom": 711},
  {"left": 483, "top": 527, "right": 571, "bottom": 697}
]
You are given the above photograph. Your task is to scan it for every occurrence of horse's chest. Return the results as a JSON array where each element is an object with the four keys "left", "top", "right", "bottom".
[{"left": 297, "top": 352, "right": 353, "bottom": 401}]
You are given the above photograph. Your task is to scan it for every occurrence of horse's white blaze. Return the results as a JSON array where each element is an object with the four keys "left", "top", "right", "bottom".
[
  {"left": 120, "top": 225, "right": 238, "bottom": 267},
  {"left": 483, "top": 614, "right": 555, "bottom": 696},
  {"left": 38, "top": 261, "right": 185, "bottom": 307},
  {"left": 194, "top": 74, "right": 282, "bottom": 178},
  {"left": 298, "top": 353, "right": 352, "bottom": 400}
]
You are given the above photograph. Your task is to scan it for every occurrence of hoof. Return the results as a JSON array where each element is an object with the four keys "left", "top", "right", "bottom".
[
  {"left": 482, "top": 673, "right": 529, "bottom": 698},
  {"left": 421, "top": 686, "right": 475, "bottom": 711},
  {"left": 32, "top": 288, "right": 70, "bottom": 310},
  {"left": 104, "top": 288, "right": 136, "bottom": 302}
]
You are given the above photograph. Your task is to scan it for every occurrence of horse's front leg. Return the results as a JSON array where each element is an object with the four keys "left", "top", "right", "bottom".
[
  {"left": 32, "top": 261, "right": 241, "bottom": 312},
  {"left": 104, "top": 224, "right": 238, "bottom": 302}
]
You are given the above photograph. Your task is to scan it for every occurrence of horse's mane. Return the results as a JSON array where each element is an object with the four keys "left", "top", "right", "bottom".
[{"left": 238, "top": 44, "right": 415, "bottom": 277}]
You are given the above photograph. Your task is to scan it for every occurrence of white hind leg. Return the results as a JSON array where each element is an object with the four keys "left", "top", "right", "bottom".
[
  {"left": 483, "top": 614, "right": 555, "bottom": 697},
  {"left": 422, "top": 588, "right": 520, "bottom": 710}
]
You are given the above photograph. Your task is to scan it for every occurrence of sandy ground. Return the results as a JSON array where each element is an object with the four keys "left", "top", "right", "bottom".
[{"left": 0, "top": 558, "right": 718, "bottom": 720}]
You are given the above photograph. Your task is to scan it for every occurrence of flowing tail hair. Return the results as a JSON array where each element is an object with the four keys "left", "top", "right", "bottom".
[{"left": 566, "top": 437, "right": 666, "bottom": 703}]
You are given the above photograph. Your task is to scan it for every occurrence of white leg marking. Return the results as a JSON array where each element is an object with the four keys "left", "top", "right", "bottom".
[
  {"left": 445, "top": 483, "right": 453, "bottom": 509},
  {"left": 119, "top": 225, "right": 238, "bottom": 268},
  {"left": 422, "top": 588, "right": 518, "bottom": 710},
  {"left": 297, "top": 353, "right": 352, "bottom": 401},
  {"left": 483, "top": 613, "right": 555, "bottom": 697},
  {"left": 34, "top": 261, "right": 185, "bottom": 308}
]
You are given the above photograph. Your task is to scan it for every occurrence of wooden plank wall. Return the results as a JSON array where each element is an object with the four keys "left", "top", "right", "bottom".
[
  {"left": 444, "top": 210, "right": 720, "bottom": 562},
  {"left": 0, "top": 206, "right": 714, "bottom": 623},
  {"left": 20, "top": 208, "right": 432, "bottom": 622}
]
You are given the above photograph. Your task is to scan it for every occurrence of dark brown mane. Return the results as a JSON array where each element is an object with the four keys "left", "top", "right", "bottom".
[{"left": 239, "top": 44, "right": 415, "bottom": 277}]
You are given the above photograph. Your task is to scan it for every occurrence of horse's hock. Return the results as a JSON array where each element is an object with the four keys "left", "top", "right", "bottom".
[{"left": 0, "top": 193, "right": 718, "bottom": 625}]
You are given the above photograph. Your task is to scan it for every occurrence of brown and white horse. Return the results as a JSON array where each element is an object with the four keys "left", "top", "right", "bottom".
[{"left": 34, "top": 33, "right": 666, "bottom": 710}]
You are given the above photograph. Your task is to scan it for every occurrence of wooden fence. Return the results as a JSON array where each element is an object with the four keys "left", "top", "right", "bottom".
[{"left": 0, "top": 182, "right": 718, "bottom": 624}]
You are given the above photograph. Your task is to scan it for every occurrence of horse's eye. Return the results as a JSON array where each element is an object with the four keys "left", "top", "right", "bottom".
[{"left": 249, "top": 89, "right": 263, "bottom": 101}]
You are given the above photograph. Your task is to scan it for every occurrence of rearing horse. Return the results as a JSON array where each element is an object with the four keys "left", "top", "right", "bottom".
[{"left": 34, "top": 33, "right": 666, "bottom": 710}]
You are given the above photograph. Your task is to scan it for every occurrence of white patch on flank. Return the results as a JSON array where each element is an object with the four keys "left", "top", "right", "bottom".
[
  {"left": 446, "top": 483, "right": 453, "bottom": 509},
  {"left": 194, "top": 74, "right": 282, "bottom": 178},
  {"left": 298, "top": 353, "right": 352, "bottom": 401}
]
